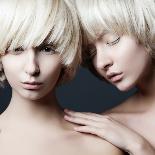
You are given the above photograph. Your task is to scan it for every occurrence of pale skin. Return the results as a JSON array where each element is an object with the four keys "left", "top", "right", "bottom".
[
  {"left": 0, "top": 46, "right": 122, "bottom": 155},
  {"left": 64, "top": 34, "right": 155, "bottom": 155}
]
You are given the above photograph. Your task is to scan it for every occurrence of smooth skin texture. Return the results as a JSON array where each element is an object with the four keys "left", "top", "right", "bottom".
[
  {"left": 0, "top": 46, "right": 123, "bottom": 155},
  {"left": 64, "top": 34, "right": 155, "bottom": 155}
]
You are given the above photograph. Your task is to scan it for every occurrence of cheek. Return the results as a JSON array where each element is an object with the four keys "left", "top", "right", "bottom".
[
  {"left": 41, "top": 58, "right": 62, "bottom": 83},
  {"left": 3, "top": 67, "right": 20, "bottom": 89},
  {"left": 117, "top": 43, "right": 149, "bottom": 71},
  {"left": 118, "top": 47, "right": 151, "bottom": 87},
  {"left": 46, "top": 64, "right": 61, "bottom": 81},
  {"left": 1, "top": 58, "right": 20, "bottom": 85},
  {"left": 93, "top": 56, "right": 102, "bottom": 72}
]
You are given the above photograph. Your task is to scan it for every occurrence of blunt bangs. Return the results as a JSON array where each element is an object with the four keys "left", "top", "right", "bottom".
[
  {"left": 0, "top": 0, "right": 81, "bottom": 66},
  {"left": 0, "top": 0, "right": 81, "bottom": 87},
  {"left": 76, "top": 0, "right": 155, "bottom": 46}
]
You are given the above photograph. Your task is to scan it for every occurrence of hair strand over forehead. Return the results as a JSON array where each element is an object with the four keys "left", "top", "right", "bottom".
[
  {"left": 0, "top": 0, "right": 81, "bottom": 86},
  {"left": 75, "top": 0, "right": 155, "bottom": 47}
]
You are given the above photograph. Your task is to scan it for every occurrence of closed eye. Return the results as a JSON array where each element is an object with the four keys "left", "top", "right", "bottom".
[{"left": 106, "top": 37, "right": 120, "bottom": 46}]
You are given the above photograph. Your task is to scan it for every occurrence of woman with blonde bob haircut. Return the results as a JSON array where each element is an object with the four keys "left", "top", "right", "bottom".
[
  {"left": 64, "top": 0, "right": 155, "bottom": 155},
  {"left": 0, "top": 0, "right": 123, "bottom": 155},
  {"left": 0, "top": 0, "right": 80, "bottom": 86}
]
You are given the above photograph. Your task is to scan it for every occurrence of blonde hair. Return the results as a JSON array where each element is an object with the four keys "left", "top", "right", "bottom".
[
  {"left": 0, "top": 0, "right": 81, "bottom": 87},
  {"left": 75, "top": 0, "right": 155, "bottom": 79}
]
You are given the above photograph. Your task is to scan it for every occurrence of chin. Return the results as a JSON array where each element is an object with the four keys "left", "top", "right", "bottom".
[
  {"left": 117, "top": 85, "right": 131, "bottom": 92},
  {"left": 17, "top": 89, "right": 45, "bottom": 100},
  {"left": 22, "top": 93, "right": 44, "bottom": 100},
  {"left": 115, "top": 80, "right": 136, "bottom": 92}
]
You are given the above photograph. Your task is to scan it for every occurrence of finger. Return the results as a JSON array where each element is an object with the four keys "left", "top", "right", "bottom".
[
  {"left": 64, "top": 109, "right": 104, "bottom": 121},
  {"left": 64, "top": 114, "right": 125, "bottom": 136},
  {"left": 74, "top": 125, "right": 106, "bottom": 139},
  {"left": 64, "top": 115, "right": 103, "bottom": 128},
  {"left": 64, "top": 112, "right": 114, "bottom": 126},
  {"left": 79, "top": 112, "right": 103, "bottom": 118}
]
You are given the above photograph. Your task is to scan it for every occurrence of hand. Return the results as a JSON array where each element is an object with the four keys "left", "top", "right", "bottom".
[{"left": 64, "top": 109, "right": 155, "bottom": 155}]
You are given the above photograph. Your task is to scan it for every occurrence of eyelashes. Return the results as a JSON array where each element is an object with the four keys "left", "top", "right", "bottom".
[
  {"left": 106, "top": 37, "right": 120, "bottom": 46},
  {"left": 7, "top": 44, "right": 57, "bottom": 55},
  {"left": 7, "top": 46, "right": 24, "bottom": 55},
  {"left": 88, "top": 36, "right": 120, "bottom": 58},
  {"left": 37, "top": 44, "right": 56, "bottom": 55}
]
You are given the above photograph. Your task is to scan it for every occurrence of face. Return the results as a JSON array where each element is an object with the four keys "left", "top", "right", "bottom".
[
  {"left": 92, "top": 34, "right": 152, "bottom": 91},
  {"left": 1, "top": 45, "right": 62, "bottom": 100}
]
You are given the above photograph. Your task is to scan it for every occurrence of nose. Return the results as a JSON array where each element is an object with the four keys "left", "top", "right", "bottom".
[
  {"left": 24, "top": 48, "right": 40, "bottom": 76},
  {"left": 94, "top": 51, "right": 113, "bottom": 71}
]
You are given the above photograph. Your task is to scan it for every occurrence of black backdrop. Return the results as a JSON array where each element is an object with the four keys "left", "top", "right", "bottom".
[{"left": 0, "top": 67, "right": 135, "bottom": 114}]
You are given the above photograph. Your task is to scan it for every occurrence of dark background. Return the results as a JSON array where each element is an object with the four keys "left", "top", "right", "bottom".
[{"left": 0, "top": 67, "right": 136, "bottom": 114}]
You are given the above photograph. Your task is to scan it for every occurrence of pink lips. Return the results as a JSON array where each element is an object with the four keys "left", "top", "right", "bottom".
[
  {"left": 22, "top": 82, "right": 43, "bottom": 90},
  {"left": 106, "top": 72, "right": 123, "bottom": 83}
]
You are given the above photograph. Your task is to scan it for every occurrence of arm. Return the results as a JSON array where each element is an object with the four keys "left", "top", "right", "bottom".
[{"left": 64, "top": 109, "right": 155, "bottom": 155}]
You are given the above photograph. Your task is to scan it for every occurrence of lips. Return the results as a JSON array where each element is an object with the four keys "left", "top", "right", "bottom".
[
  {"left": 106, "top": 72, "right": 123, "bottom": 83},
  {"left": 21, "top": 81, "right": 43, "bottom": 90}
]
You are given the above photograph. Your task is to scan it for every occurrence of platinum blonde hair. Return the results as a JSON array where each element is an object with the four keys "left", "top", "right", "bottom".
[
  {"left": 75, "top": 0, "right": 155, "bottom": 45},
  {"left": 0, "top": 0, "right": 81, "bottom": 87},
  {"left": 75, "top": 0, "right": 155, "bottom": 79}
]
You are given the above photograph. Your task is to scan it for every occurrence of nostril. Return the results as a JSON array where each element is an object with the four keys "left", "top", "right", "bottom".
[
  {"left": 33, "top": 71, "right": 40, "bottom": 76},
  {"left": 33, "top": 68, "right": 40, "bottom": 76},
  {"left": 25, "top": 64, "right": 40, "bottom": 76},
  {"left": 96, "top": 63, "right": 111, "bottom": 70},
  {"left": 104, "top": 64, "right": 111, "bottom": 70}
]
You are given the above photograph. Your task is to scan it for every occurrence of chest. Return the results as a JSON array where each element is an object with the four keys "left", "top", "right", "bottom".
[
  {"left": 0, "top": 131, "right": 91, "bottom": 155},
  {"left": 118, "top": 114, "right": 155, "bottom": 148},
  {"left": 133, "top": 122, "right": 155, "bottom": 147}
]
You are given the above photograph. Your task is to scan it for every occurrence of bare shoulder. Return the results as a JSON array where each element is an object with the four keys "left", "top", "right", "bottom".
[
  {"left": 68, "top": 131, "right": 123, "bottom": 155},
  {"left": 81, "top": 134, "right": 123, "bottom": 155}
]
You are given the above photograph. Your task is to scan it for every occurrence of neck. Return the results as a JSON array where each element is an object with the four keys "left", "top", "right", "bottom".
[
  {"left": 2, "top": 89, "right": 64, "bottom": 125},
  {"left": 136, "top": 66, "right": 155, "bottom": 111},
  {"left": 137, "top": 67, "right": 155, "bottom": 96}
]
